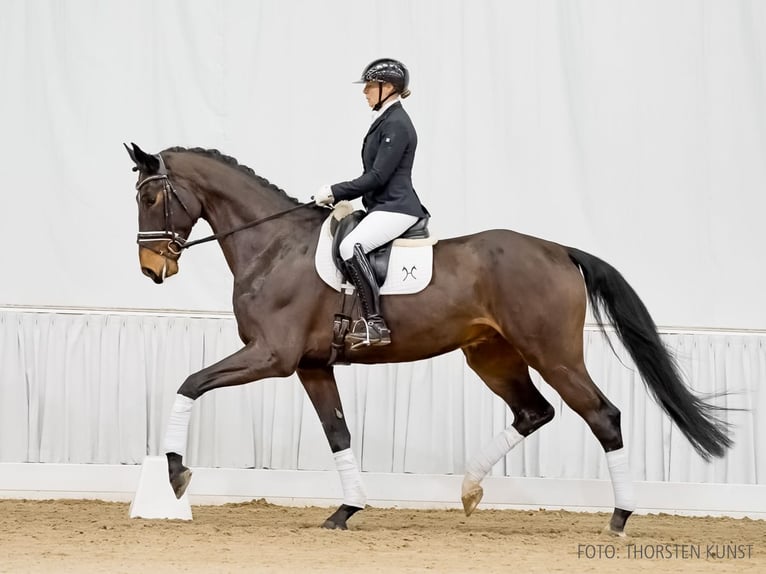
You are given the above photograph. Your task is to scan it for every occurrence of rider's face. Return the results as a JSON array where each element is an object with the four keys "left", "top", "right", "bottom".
[{"left": 363, "top": 81, "right": 395, "bottom": 109}]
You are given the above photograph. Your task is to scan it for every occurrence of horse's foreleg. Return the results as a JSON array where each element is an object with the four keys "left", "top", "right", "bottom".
[
  {"left": 164, "top": 342, "right": 294, "bottom": 499},
  {"left": 461, "top": 337, "right": 555, "bottom": 516},
  {"left": 297, "top": 366, "right": 365, "bottom": 530}
]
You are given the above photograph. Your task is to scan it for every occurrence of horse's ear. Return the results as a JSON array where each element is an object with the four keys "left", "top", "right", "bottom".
[
  {"left": 125, "top": 142, "right": 160, "bottom": 174},
  {"left": 123, "top": 142, "right": 139, "bottom": 171}
]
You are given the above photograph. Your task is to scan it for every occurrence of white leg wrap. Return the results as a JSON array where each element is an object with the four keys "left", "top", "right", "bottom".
[
  {"left": 606, "top": 447, "right": 636, "bottom": 511},
  {"left": 465, "top": 427, "right": 525, "bottom": 485},
  {"left": 162, "top": 394, "right": 195, "bottom": 458},
  {"left": 333, "top": 448, "right": 367, "bottom": 508}
]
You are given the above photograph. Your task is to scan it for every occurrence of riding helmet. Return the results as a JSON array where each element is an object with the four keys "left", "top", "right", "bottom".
[{"left": 355, "top": 58, "right": 410, "bottom": 97}]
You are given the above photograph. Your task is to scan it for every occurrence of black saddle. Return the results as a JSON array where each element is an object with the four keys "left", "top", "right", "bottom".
[{"left": 331, "top": 210, "right": 430, "bottom": 286}]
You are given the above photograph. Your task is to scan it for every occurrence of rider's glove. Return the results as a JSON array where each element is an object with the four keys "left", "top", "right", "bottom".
[{"left": 314, "top": 185, "right": 335, "bottom": 206}]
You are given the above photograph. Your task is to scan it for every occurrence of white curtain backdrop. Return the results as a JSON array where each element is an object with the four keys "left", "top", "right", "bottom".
[
  {"left": 1, "top": 309, "right": 762, "bottom": 485},
  {"left": 0, "top": 2, "right": 764, "bottom": 488}
]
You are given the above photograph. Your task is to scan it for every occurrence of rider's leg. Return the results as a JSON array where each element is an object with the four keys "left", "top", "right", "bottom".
[
  {"left": 338, "top": 210, "right": 419, "bottom": 260},
  {"left": 339, "top": 210, "right": 418, "bottom": 346},
  {"left": 344, "top": 243, "right": 390, "bottom": 345}
]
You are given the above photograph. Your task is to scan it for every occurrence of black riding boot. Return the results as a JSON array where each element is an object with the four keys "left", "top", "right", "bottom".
[{"left": 344, "top": 243, "right": 391, "bottom": 348}]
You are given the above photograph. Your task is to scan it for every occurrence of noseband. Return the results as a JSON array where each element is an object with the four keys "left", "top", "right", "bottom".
[{"left": 135, "top": 155, "right": 194, "bottom": 256}]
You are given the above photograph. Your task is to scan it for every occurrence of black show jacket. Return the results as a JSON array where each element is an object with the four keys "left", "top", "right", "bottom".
[{"left": 331, "top": 101, "right": 429, "bottom": 219}]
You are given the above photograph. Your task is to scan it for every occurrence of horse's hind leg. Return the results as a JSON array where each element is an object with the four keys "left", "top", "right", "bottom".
[
  {"left": 297, "top": 366, "right": 365, "bottom": 530},
  {"left": 461, "top": 335, "right": 555, "bottom": 515},
  {"left": 538, "top": 361, "right": 635, "bottom": 536}
]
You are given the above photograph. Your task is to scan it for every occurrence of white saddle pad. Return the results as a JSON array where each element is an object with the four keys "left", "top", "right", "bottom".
[{"left": 314, "top": 214, "right": 436, "bottom": 295}]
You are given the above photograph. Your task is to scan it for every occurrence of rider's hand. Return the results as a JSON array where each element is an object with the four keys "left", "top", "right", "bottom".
[{"left": 314, "top": 185, "right": 335, "bottom": 206}]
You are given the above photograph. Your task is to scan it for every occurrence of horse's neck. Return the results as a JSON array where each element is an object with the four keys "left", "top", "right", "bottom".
[
  {"left": 200, "top": 184, "right": 283, "bottom": 232},
  {"left": 194, "top": 177, "right": 310, "bottom": 276}
]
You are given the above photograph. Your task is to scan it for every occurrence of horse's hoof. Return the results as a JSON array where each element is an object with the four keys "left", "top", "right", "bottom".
[
  {"left": 322, "top": 519, "right": 348, "bottom": 530},
  {"left": 321, "top": 504, "right": 362, "bottom": 530},
  {"left": 605, "top": 508, "right": 632, "bottom": 537},
  {"left": 602, "top": 524, "right": 627, "bottom": 538},
  {"left": 461, "top": 484, "right": 483, "bottom": 517},
  {"left": 170, "top": 468, "right": 192, "bottom": 499}
]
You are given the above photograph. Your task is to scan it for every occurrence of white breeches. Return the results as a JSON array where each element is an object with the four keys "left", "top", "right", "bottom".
[{"left": 339, "top": 210, "right": 419, "bottom": 261}]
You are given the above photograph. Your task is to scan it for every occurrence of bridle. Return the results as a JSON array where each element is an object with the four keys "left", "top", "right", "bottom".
[
  {"left": 135, "top": 154, "right": 315, "bottom": 256},
  {"left": 135, "top": 155, "right": 193, "bottom": 256}
]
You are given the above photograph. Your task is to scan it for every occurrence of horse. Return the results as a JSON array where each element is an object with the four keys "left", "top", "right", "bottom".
[{"left": 124, "top": 142, "right": 731, "bottom": 534}]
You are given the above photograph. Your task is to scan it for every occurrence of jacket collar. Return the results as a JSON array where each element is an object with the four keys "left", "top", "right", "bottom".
[
  {"left": 370, "top": 97, "right": 400, "bottom": 123},
  {"left": 366, "top": 101, "right": 402, "bottom": 136}
]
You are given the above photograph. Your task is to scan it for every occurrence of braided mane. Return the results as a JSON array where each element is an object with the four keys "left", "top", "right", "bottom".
[{"left": 163, "top": 146, "right": 302, "bottom": 204}]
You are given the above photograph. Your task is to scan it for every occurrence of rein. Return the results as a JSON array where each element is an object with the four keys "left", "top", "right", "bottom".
[
  {"left": 135, "top": 155, "right": 315, "bottom": 254},
  {"left": 180, "top": 202, "right": 314, "bottom": 250}
]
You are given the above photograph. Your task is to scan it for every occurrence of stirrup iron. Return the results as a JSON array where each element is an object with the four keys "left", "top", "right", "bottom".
[{"left": 347, "top": 317, "right": 391, "bottom": 349}]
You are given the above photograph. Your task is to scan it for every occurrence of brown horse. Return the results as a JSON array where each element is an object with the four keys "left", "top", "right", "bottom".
[{"left": 125, "top": 143, "right": 730, "bottom": 534}]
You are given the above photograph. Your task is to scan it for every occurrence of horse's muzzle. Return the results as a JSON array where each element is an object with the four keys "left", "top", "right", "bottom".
[{"left": 139, "top": 246, "right": 179, "bottom": 284}]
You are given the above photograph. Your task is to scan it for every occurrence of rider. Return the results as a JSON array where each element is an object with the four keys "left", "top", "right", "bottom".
[{"left": 315, "top": 58, "right": 429, "bottom": 347}]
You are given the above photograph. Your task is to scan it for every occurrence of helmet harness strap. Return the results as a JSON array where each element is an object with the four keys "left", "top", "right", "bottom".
[{"left": 372, "top": 82, "right": 397, "bottom": 112}]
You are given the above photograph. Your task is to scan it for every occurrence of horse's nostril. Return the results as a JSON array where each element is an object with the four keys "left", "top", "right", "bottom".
[{"left": 142, "top": 267, "right": 163, "bottom": 284}]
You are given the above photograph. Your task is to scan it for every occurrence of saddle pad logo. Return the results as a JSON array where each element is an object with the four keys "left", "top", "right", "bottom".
[{"left": 402, "top": 266, "right": 417, "bottom": 281}]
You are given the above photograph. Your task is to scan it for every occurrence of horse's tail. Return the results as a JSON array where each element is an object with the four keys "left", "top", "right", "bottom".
[{"left": 566, "top": 246, "right": 732, "bottom": 460}]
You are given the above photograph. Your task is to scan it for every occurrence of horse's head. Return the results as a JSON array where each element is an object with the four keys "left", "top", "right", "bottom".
[{"left": 125, "top": 143, "right": 202, "bottom": 283}]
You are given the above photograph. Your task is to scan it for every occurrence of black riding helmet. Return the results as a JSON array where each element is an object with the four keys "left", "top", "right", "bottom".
[{"left": 354, "top": 58, "right": 411, "bottom": 111}]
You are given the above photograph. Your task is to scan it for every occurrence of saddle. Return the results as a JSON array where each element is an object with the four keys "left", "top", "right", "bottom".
[{"left": 330, "top": 210, "right": 431, "bottom": 285}]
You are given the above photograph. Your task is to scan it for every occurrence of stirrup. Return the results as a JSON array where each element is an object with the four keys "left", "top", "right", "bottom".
[{"left": 347, "top": 318, "right": 391, "bottom": 349}]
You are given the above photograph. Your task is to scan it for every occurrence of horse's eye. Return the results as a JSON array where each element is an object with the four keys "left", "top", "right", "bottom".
[{"left": 141, "top": 194, "right": 157, "bottom": 207}]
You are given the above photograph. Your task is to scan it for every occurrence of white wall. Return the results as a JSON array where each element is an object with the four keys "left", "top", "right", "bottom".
[{"left": 1, "top": 1, "right": 765, "bottom": 329}]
